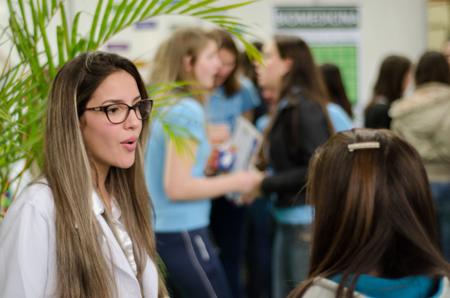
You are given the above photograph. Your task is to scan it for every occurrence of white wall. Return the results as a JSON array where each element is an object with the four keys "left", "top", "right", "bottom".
[
  {"left": 0, "top": 0, "right": 11, "bottom": 66},
  {"left": 357, "top": 0, "right": 427, "bottom": 125}
]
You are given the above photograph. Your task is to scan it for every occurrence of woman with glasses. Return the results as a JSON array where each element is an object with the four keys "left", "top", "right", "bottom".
[
  {"left": 145, "top": 27, "right": 263, "bottom": 298},
  {"left": 0, "top": 51, "right": 167, "bottom": 298}
]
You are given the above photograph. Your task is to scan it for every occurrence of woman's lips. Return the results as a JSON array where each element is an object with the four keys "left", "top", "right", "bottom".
[
  {"left": 121, "top": 142, "right": 137, "bottom": 152},
  {"left": 121, "top": 137, "right": 137, "bottom": 152}
]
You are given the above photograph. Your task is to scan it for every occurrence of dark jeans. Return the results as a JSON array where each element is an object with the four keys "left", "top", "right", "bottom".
[
  {"left": 431, "top": 182, "right": 450, "bottom": 261},
  {"left": 272, "top": 222, "right": 311, "bottom": 298},
  {"left": 245, "top": 198, "right": 273, "bottom": 298},
  {"left": 156, "top": 227, "right": 232, "bottom": 298},
  {"left": 210, "top": 197, "right": 246, "bottom": 298}
]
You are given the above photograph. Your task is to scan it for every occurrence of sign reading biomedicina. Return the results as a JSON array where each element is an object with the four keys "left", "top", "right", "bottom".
[{"left": 275, "top": 6, "right": 359, "bottom": 29}]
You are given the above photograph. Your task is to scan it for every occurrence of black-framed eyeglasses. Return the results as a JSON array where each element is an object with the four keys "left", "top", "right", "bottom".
[{"left": 84, "top": 99, "right": 153, "bottom": 124}]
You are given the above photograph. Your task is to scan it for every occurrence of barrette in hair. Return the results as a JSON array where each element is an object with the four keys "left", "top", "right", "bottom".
[{"left": 347, "top": 142, "right": 380, "bottom": 152}]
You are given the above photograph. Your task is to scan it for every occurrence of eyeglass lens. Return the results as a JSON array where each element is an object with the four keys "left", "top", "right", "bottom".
[{"left": 106, "top": 100, "right": 152, "bottom": 124}]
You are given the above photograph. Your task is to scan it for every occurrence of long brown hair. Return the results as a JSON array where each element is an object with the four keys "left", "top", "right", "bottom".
[
  {"left": 289, "top": 129, "right": 450, "bottom": 298},
  {"left": 45, "top": 51, "right": 167, "bottom": 297},
  {"left": 273, "top": 35, "right": 333, "bottom": 134},
  {"left": 257, "top": 35, "right": 333, "bottom": 170},
  {"left": 320, "top": 63, "right": 353, "bottom": 118},
  {"left": 275, "top": 35, "right": 328, "bottom": 105},
  {"left": 415, "top": 51, "right": 450, "bottom": 86},
  {"left": 209, "top": 28, "right": 240, "bottom": 96},
  {"left": 366, "top": 55, "right": 411, "bottom": 108}
]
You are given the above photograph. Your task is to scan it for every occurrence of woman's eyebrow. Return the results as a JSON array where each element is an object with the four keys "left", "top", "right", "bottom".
[{"left": 100, "top": 95, "right": 142, "bottom": 105}]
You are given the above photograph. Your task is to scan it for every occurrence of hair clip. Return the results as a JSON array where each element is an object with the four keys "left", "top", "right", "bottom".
[{"left": 347, "top": 142, "right": 380, "bottom": 152}]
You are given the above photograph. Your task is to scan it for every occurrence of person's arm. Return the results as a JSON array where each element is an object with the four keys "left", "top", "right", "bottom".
[
  {"left": 261, "top": 168, "right": 308, "bottom": 195},
  {"left": 242, "top": 110, "right": 254, "bottom": 122},
  {"left": 164, "top": 138, "right": 260, "bottom": 201},
  {"left": 0, "top": 191, "right": 51, "bottom": 297},
  {"left": 206, "top": 123, "right": 230, "bottom": 145}
]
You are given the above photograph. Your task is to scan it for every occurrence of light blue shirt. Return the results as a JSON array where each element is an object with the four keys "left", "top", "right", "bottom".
[
  {"left": 273, "top": 205, "right": 314, "bottom": 225},
  {"left": 145, "top": 98, "right": 212, "bottom": 232},
  {"left": 206, "top": 77, "right": 261, "bottom": 131},
  {"left": 327, "top": 102, "right": 354, "bottom": 132}
]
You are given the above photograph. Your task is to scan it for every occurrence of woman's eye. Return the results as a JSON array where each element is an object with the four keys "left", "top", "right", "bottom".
[{"left": 106, "top": 105, "right": 120, "bottom": 114}]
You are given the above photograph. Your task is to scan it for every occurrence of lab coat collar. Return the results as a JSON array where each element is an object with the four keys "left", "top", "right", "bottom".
[
  {"left": 91, "top": 191, "right": 121, "bottom": 222},
  {"left": 91, "top": 192, "right": 141, "bottom": 291},
  {"left": 92, "top": 191, "right": 105, "bottom": 216}
]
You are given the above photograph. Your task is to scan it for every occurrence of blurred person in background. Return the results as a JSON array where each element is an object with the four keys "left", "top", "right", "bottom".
[
  {"left": 239, "top": 41, "right": 274, "bottom": 298},
  {"left": 390, "top": 51, "right": 450, "bottom": 261},
  {"left": 320, "top": 63, "right": 354, "bottom": 132},
  {"left": 253, "top": 35, "right": 332, "bottom": 298},
  {"left": 320, "top": 63, "right": 353, "bottom": 118},
  {"left": 364, "top": 55, "right": 412, "bottom": 129},
  {"left": 146, "top": 27, "right": 262, "bottom": 298},
  {"left": 206, "top": 29, "right": 261, "bottom": 298}
]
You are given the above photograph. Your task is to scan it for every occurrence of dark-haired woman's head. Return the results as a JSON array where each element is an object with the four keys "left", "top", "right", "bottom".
[
  {"left": 256, "top": 35, "right": 328, "bottom": 104},
  {"left": 372, "top": 55, "right": 412, "bottom": 104},
  {"left": 292, "top": 128, "right": 449, "bottom": 297},
  {"left": 415, "top": 51, "right": 450, "bottom": 87},
  {"left": 239, "top": 41, "right": 263, "bottom": 86},
  {"left": 208, "top": 29, "right": 240, "bottom": 96},
  {"left": 320, "top": 63, "right": 353, "bottom": 117}
]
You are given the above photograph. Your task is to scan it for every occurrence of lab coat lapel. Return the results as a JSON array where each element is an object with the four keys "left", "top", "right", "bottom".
[{"left": 91, "top": 193, "right": 138, "bottom": 281}]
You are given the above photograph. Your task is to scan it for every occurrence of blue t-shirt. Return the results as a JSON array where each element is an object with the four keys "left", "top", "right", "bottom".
[
  {"left": 145, "top": 97, "right": 212, "bottom": 232},
  {"left": 327, "top": 102, "right": 354, "bottom": 132},
  {"left": 206, "top": 77, "right": 261, "bottom": 132},
  {"left": 331, "top": 274, "right": 444, "bottom": 298}
]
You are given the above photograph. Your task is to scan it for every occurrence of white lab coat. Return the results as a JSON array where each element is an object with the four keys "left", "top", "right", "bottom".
[{"left": 0, "top": 181, "right": 159, "bottom": 298}]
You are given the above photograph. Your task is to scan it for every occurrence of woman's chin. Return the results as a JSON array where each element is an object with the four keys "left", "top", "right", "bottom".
[{"left": 114, "top": 158, "right": 135, "bottom": 169}]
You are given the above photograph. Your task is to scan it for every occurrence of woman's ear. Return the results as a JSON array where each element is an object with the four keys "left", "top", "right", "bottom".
[
  {"left": 183, "top": 55, "right": 193, "bottom": 73},
  {"left": 282, "top": 58, "right": 293, "bottom": 74}
]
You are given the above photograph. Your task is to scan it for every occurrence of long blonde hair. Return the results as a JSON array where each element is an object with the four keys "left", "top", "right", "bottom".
[
  {"left": 149, "top": 27, "right": 215, "bottom": 102},
  {"left": 44, "top": 51, "right": 167, "bottom": 297}
]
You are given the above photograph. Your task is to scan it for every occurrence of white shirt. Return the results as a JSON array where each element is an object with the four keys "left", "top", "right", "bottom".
[{"left": 0, "top": 181, "right": 159, "bottom": 298}]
